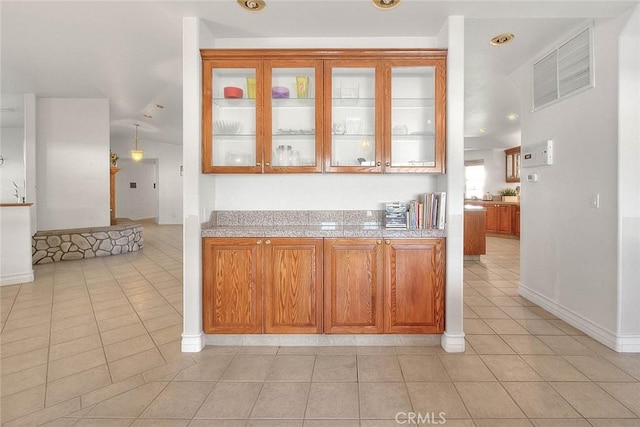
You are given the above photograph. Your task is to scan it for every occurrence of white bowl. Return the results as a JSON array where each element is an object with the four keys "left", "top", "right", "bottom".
[{"left": 214, "top": 120, "right": 241, "bottom": 135}]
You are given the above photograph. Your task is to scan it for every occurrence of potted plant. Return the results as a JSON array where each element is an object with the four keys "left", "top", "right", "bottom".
[{"left": 500, "top": 188, "right": 519, "bottom": 202}]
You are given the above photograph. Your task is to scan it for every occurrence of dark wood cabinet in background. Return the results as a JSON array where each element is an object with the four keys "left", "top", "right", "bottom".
[{"left": 467, "top": 201, "right": 519, "bottom": 238}]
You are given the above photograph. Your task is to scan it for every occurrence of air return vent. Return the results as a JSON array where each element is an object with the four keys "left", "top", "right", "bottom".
[{"left": 533, "top": 26, "right": 593, "bottom": 111}]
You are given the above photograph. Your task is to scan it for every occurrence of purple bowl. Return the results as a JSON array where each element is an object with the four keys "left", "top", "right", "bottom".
[{"left": 272, "top": 86, "right": 289, "bottom": 99}]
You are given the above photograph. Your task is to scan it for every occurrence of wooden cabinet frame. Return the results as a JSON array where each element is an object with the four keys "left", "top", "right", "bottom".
[{"left": 505, "top": 146, "right": 521, "bottom": 182}]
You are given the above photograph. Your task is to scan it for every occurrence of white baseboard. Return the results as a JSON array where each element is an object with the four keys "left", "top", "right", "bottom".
[
  {"left": 1, "top": 270, "right": 34, "bottom": 286},
  {"left": 519, "top": 283, "right": 640, "bottom": 353},
  {"left": 181, "top": 332, "right": 205, "bottom": 352},
  {"left": 440, "top": 331, "right": 466, "bottom": 353}
]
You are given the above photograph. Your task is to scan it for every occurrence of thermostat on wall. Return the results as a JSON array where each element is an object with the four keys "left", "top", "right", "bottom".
[{"left": 522, "top": 140, "right": 553, "bottom": 168}]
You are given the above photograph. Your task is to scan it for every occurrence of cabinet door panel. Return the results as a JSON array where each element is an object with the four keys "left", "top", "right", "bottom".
[
  {"left": 202, "top": 238, "right": 262, "bottom": 333},
  {"left": 485, "top": 205, "right": 498, "bottom": 232},
  {"left": 264, "top": 239, "right": 323, "bottom": 333},
  {"left": 324, "top": 239, "right": 383, "bottom": 333},
  {"left": 384, "top": 239, "right": 445, "bottom": 333},
  {"left": 498, "top": 205, "right": 512, "bottom": 234}
]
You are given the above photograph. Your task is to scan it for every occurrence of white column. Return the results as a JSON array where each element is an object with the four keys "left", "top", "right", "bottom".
[{"left": 181, "top": 17, "right": 205, "bottom": 352}]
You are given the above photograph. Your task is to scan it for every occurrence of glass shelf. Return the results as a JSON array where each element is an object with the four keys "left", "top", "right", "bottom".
[
  {"left": 271, "top": 98, "right": 316, "bottom": 107},
  {"left": 332, "top": 98, "right": 375, "bottom": 108},
  {"left": 391, "top": 98, "right": 435, "bottom": 108}
]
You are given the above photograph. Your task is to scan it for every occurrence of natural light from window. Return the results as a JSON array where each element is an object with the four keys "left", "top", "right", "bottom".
[{"left": 465, "top": 162, "right": 485, "bottom": 199}]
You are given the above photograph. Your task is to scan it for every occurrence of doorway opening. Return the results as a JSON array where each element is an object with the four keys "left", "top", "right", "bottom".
[{"left": 115, "top": 158, "right": 159, "bottom": 224}]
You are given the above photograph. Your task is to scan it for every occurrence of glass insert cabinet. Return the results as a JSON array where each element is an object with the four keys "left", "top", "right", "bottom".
[{"left": 201, "top": 49, "right": 446, "bottom": 174}]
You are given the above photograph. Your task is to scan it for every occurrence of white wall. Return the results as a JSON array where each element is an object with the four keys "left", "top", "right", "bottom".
[
  {"left": 464, "top": 148, "right": 519, "bottom": 197},
  {"left": 0, "top": 127, "right": 25, "bottom": 203},
  {"left": 36, "top": 98, "right": 110, "bottom": 230},
  {"left": 617, "top": 5, "right": 640, "bottom": 350},
  {"left": 512, "top": 17, "right": 628, "bottom": 349},
  {"left": 111, "top": 138, "right": 183, "bottom": 224},
  {"left": 115, "top": 159, "right": 158, "bottom": 221}
]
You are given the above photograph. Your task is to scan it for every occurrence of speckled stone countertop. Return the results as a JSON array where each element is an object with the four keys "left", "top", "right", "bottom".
[{"left": 201, "top": 210, "right": 446, "bottom": 239}]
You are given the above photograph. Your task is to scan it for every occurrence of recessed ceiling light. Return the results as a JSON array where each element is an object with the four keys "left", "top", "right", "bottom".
[
  {"left": 237, "top": 0, "right": 265, "bottom": 12},
  {"left": 490, "top": 33, "right": 515, "bottom": 46},
  {"left": 506, "top": 113, "right": 519, "bottom": 121},
  {"left": 143, "top": 114, "right": 152, "bottom": 119},
  {"left": 372, "top": 0, "right": 401, "bottom": 10},
  {"left": 155, "top": 104, "right": 164, "bottom": 109},
  {"left": 479, "top": 128, "right": 487, "bottom": 133}
]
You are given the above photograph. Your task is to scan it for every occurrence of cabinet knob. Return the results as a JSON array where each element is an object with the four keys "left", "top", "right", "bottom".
[
  {"left": 385, "top": 161, "right": 390, "bottom": 167},
  {"left": 376, "top": 240, "right": 382, "bottom": 245},
  {"left": 265, "top": 240, "right": 271, "bottom": 245},
  {"left": 256, "top": 162, "right": 262, "bottom": 167},
  {"left": 257, "top": 240, "right": 262, "bottom": 245},
  {"left": 265, "top": 162, "right": 270, "bottom": 166},
  {"left": 385, "top": 240, "right": 391, "bottom": 245},
  {"left": 376, "top": 161, "right": 382, "bottom": 167}
]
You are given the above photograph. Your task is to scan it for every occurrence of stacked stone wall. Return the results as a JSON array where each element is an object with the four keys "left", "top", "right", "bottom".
[{"left": 32, "top": 224, "right": 143, "bottom": 264}]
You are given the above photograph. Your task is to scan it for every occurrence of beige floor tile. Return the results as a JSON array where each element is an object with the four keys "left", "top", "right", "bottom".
[
  {"left": 439, "top": 355, "right": 496, "bottom": 381},
  {"left": 149, "top": 323, "right": 183, "bottom": 346},
  {"left": 467, "top": 306, "right": 511, "bottom": 319},
  {"left": 0, "top": 322, "right": 51, "bottom": 345},
  {"left": 104, "top": 334, "right": 156, "bottom": 362},
  {"left": 484, "top": 319, "right": 530, "bottom": 335},
  {"left": 97, "top": 312, "right": 141, "bottom": 332},
  {"left": 305, "top": 382, "right": 359, "bottom": 419},
  {"left": 87, "top": 382, "right": 168, "bottom": 418},
  {"left": 463, "top": 305, "right": 479, "bottom": 319},
  {"left": 304, "top": 420, "right": 359, "bottom": 427},
  {"left": 220, "top": 355, "right": 275, "bottom": 382},
  {"left": 455, "top": 382, "right": 524, "bottom": 418},
  {"left": 521, "top": 355, "right": 590, "bottom": 381},
  {"left": 563, "top": 355, "right": 636, "bottom": 382},
  {"left": 356, "top": 346, "right": 397, "bottom": 355},
  {"left": 357, "top": 355, "right": 404, "bottom": 382},
  {"left": 265, "top": 355, "right": 315, "bottom": 382},
  {"left": 572, "top": 336, "right": 618, "bottom": 355},
  {"left": 500, "top": 334, "right": 556, "bottom": 355},
  {"left": 0, "top": 384, "right": 46, "bottom": 423},
  {"left": 195, "top": 382, "right": 263, "bottom": 419},
  {"left": 250, "top": 382, "right": 310, "bottom": 419},
  {"left": 474, "top": 421, "right": 533, "bottom": 427},
  {"left": 547, "top": 320, "right": 586, "bottom": 336},
  {"left": 50, "top": 322, "right": 99, "bottom": 346},
  {"left": 51, "top": 313, "right": 94, "bottom": 332},
  {"left": 463, "top": 295, "right": 495, "bottom": 307},
  {"left": 73, "top": 419, "right": 134, "bottom": 426},
  {"left": 46, "top": 364, "right": 112, "bottom": 406},
  {"left": 463, "top": 318, "right": 495, "bottom": 334},
  {"left": 3, "top": 396, "right": 81, "bottom": 427},
  {"left": 480, "top": 355, "right": 543, "bottom": 381},
  {"left": 531, "top": 420, "right": 591, "bottom": 427},
  {"left": 587, "top": 420, "right": 640, "bottom": 427},
  {"left": 465, "top": 335, "right": 515, "bottom": 354},
  {"left": 515, "top": 319, "right": 566, "bottom": 335},
  {"left": 49, "top": 334, "right": 102, "bottom": 362},
  {"left": 140, "top": 381, "right": 215, "bottom": 419},
  {"left": 406, "top": 381, "right": 470, "bottom": 419},
  {"left": 81, "top": 374, "right": 145, "bottom": 408},
  {"left": 397, "top": 355, "right": 450, "bottom": 381},
  {"left": 315, "top": 346, "right": 357, "bottom": 355},
  {"left": 550, "top": 382, "right": 636, "bottom": 419},
  {"left": 502, "top": 382, "right": 580, "bottom": 418},
  {"left": 537, "top": 335, "right": 596, "bottom": 355},
  {"left": 393, "top": 346, "right": 444, "bottom": 355},
  {"left": 130, "top": 420, "right": 189, "bottom": 427},
  {"left": 142, "top": 358, "right": 196, "bottom": 383},
  {"left": 0, "top": 363, "right": 48, "bottom": 397},
  {"left": 604, "top": 355, "right": 640, "bottom": 380},
  {"left": 312, "top": 355, "right": 357, "bottom": 382},
  {"left": 173, "top": 355, "right": 234, "bottom": 381},
  {"left": 99, "top": 322, "right": 148, "bottom": 346},
  {"left": 142, "top": 312, "right": 182, "bottom": 332},
  {"left": 94, "top": 304, "right": 136, "bottom": 321},
  {"left": 109, "top": 348, "right": 166, "bottom": 382},
  {"left": 598, "top": 382, "right": 640, "bottom": 417},
  {"left": 359, "top": 382, "right": 412, "bottom": 419},
  {"left": 47, "top": 347, "right": 106, "bottom": 381},
  {"left": 0, "top": 333, "right": 50, "bottom": 359},
  {"left": 1, "top": 347, "right": 49, "bottom": 375}
]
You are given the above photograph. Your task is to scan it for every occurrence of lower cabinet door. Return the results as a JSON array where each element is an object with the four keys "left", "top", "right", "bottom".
[
  {"left": 202, "top": 238, "right": 263, "bottom": 333},
  {"left": 264, "top": 238, "right": 323, "bottom": 333},
  {"left": 384, "top": 239, "right": 445, "bottom": 333},
  {"left": 324, "top": 239, "right": 384, "bottom": 334}
]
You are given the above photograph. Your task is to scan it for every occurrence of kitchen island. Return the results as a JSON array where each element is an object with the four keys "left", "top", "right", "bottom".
[{"left": 201, "top": 210, "right": 446, "bottom": 346}]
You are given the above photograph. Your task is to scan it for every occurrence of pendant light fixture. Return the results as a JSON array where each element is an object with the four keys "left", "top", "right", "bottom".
[{"left": 130, "top": 123, "right": 143, "bottom": 162}]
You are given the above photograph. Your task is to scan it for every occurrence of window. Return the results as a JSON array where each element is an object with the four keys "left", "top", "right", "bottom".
[{"left": 465, "top": 160, "right": 485, "bottom": 199}]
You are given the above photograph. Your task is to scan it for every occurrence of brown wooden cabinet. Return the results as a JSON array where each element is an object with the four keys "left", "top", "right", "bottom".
[
  {"left": 264, "top": 238, "right": 323, "bottom": 334},
  {"left": 202, "top": 237, "right": 322, "bottom": 334},
  {"left": 467, "top": 201, "right": 519, "bottom": 238},
  {"left": 464, "top": 208, "right": 486, "bottom": 255},
  {"left": 201, "top": 49, "right": 446, "bottom": 174},
  {"left": 323, "top": 238, "right": 384, "bottom": 334},
  {"left": 505, "top": 146, "right": 521, "bottom": 182},
  {"left": 513, "top": 205, "right": 520, "bottom": 237},
  {"left": 497, "top": 204, "right": 513, "bottom": 234},
  {"left": 323, "top": 238, "right": 444, "bottom": 334}
]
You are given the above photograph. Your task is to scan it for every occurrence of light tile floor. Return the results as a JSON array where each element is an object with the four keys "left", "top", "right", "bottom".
[{"left": 1, "top": 225, "right": 639, "bottom": 426}]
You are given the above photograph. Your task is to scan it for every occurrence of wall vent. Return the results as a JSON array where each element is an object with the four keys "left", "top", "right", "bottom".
[{"left": 533, "top": 26, "right": 593, "bottom": 111}]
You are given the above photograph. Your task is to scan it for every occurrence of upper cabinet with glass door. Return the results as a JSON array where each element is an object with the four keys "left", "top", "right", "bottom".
[{"left": 384, "top": 58, "right": 446, "bottom": 173}]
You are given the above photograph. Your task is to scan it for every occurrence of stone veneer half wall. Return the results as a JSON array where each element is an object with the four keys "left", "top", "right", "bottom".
[{"left": 32, "top": 223, "right": 143, "bottom": 264}]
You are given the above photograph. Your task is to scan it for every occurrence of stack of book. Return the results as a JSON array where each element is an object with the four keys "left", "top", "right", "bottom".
[{"left": 408, "top": 192, "right": 447, "bottom": 230}]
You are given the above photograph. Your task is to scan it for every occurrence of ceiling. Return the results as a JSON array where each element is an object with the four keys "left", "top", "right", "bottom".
[{"left": 1, "top": 0, "right": 638, "bottom": 151}]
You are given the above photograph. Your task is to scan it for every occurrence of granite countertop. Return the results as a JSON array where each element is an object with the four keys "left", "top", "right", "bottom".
[{"left": 201, "top": 210, "right": 447, "bottom": 239}]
